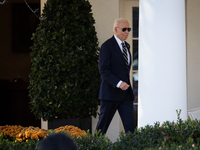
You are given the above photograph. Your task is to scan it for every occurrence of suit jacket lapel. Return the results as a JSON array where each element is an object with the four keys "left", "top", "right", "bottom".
[
  {"left": 111, "top": 36, "right": 132, "bottom": 69},
  {"left": 111, "top": 36, "right": 127, "bottom": 66}
]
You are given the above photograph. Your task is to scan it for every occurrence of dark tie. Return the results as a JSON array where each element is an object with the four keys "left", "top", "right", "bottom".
[{"left": 121, "top": 43, "right": 128, "bottom": 67}]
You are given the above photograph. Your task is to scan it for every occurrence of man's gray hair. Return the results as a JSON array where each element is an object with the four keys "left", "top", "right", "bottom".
[{"left": 113, "top": 18, "right": 128, "bottom": 32}]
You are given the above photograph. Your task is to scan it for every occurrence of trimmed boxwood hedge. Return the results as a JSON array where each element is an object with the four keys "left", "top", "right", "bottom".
[
  {"left": 28, "top": 0, "right": 100, "bottom": 122},
  {"left": 112, "top": 110, "right": 200, "bottom": 150}
]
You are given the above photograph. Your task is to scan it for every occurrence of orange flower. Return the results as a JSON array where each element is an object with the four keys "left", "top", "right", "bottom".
[
  {"left": 15, "top": 138, "right": 23, "bottom": 142},
  {"left": 37, "top": 130, "right": 45, "bottom": 137},
  {"left": 54, "top": 125, "right": 86, "bottom": 137},
  {"left": 25, "top": 131, "right": 31, "bottom": 138},
  {"left": 31, "top": 133, "right": 39, "bottom": 140}
]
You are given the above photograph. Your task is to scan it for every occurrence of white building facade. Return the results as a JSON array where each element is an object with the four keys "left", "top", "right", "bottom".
[{"left": 41, "top": 0, "right": 200, "bottom": 142}]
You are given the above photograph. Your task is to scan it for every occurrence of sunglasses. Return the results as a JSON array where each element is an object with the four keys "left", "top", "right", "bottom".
[{"left": 117, "top": 27, "right": 131, "bottom": 32}]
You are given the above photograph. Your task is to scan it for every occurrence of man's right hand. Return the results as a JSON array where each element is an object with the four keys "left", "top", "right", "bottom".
[{"left": 119, "top": 82, "right": 130, "bottom": 90}]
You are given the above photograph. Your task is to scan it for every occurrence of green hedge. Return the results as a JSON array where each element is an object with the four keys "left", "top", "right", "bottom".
[
  {"left": 2, "top": 113, "right": 200, "bottom": 150},
  {"left": 75, "top": 131, "right": 112, "bottom": 150},
  {"left": 112, "top": 111, "right": 200, "bottom": 150},
  {"left": 0, "top": 138, "right": 39, "bottom": 150}
]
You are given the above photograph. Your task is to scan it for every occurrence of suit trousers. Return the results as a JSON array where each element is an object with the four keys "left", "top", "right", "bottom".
[{"left": 96, "top": 93, "right": 136, "bottom": 134}]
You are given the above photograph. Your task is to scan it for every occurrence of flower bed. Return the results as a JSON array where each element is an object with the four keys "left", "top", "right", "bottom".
[
  {"left": 54, "top": 125, "right": 86, "bottom": 137},
  {"left": 0, "top": 125, "right": 24, "bottom": 138},
  {"left": 15, "top": 126, "right": 47, "bottom": 142},
  {"left": 0, "top": 124, "right": 86, "bottom": 143}
]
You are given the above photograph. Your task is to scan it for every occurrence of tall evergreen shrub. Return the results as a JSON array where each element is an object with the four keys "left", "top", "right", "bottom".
[{"left": 28, "top": 0, "right": 100, "bottom": 121}]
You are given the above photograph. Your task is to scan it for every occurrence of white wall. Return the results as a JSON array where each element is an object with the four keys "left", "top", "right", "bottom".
[
  {"left": 186, "top": 0, "right": 200, "bottom": 110},
  {"left": 89, "top": 0, "right": 120, "bottom": 46},
  {"left": 40, "top": 0, "right": 46, "bottom": 13}
]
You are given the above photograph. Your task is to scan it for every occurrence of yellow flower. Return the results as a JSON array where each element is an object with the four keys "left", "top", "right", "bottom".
[
  {"left": 15, "top": 138, "right": 23, "bottom": 142},
  {"left": 31, "top": 134, "right": 39, "bottom": 140},
  {"left": 25, "top": 131, "right": 31, "bottom": 138},
  {"left": 37, "top": 130, "right": 45, "bottom": 137}
]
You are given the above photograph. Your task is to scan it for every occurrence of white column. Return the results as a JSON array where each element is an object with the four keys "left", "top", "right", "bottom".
[{"left": 138, "top": 0, "right": 187, "bottom": 127}]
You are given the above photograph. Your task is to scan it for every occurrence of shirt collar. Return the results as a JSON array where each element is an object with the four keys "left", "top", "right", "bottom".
[{"left": 114, "top": 35, "right": 124, "bottom": 47}]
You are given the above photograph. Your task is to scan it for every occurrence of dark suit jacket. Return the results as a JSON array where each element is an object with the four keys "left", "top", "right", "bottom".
[{"left": 98, "top": 36, "right": 134, "bottom": 101}]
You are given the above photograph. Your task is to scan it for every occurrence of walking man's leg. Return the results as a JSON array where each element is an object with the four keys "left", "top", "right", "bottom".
[
  {"left": 96, "top": 100, "right": 119, "bottom": 134},
  {"left": 118, "top": 99, "right": 135, "bottom": 133}
]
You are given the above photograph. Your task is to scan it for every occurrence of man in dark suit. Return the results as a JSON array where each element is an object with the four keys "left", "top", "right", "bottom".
[{"left": 96, "top": 18, "right": 136, "bottom": 134}]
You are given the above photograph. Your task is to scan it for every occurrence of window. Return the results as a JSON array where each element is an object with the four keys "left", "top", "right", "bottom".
[{"left": 132, "top": 7, "right": 139, "bottom": 104}]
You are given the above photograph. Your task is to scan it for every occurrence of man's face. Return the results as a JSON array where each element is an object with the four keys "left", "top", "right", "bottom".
[{"left": 115, "top": 21, "right": 130, "bottom": 41}]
